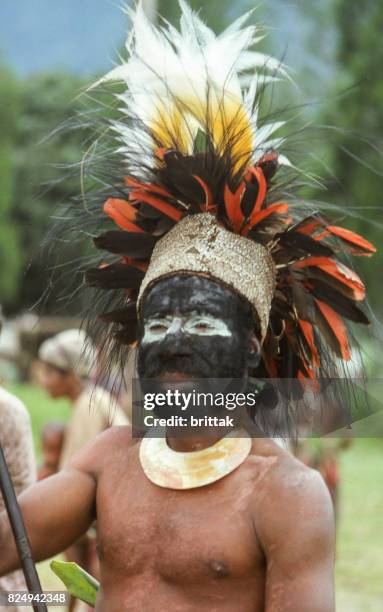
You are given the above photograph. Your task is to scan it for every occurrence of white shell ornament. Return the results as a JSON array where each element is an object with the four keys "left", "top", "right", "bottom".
[{"left": 139, "top": 428, "right": 252, "bottom": 490}]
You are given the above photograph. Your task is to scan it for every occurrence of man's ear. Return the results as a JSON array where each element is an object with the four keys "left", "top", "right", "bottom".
[{"left": 248, "top": 333, "right": 261, "bottom": 368}]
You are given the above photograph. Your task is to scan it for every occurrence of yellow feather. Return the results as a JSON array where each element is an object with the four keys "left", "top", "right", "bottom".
[{"left": 151, "top": 91, "right": 253, "bottom": 174}]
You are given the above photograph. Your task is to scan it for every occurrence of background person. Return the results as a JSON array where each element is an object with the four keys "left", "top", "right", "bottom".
[
  {"left": 37, "top": 328, "right": 129, "bottom": 468},
  {"left": 37, "top": 328, "right": 129, "bottom": 611},
  {"left": 0, "top": 386, "right": 36, "bottom": 612}
]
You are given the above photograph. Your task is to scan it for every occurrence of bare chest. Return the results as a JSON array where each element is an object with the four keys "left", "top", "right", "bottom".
[{"left": 96, "top": 452, "right": 263, "bottom": 585}]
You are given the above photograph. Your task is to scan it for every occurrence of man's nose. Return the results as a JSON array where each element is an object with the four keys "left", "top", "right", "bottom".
[{"left": 158, "top": 330, "right": 192, "bottom": 357}]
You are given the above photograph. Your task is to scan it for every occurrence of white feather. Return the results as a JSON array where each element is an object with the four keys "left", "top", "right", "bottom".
[
  {"left": 220, "top": 9, "right": 257, "bottom": 36},
  {"left": 277, "top": 154, "right": 293, "bottom": 167},
  {"left": 93, "top": 0, "right": 292, "bottom": 172},
  {"left": 253, "top": 121, "right": 286, "bottom": 148},
  {"left": 178, "top": 0, "right": 215, "bottom": 46}
]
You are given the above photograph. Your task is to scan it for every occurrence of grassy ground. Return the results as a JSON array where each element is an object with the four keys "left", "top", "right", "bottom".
[
  {"left": 9, "top": 383, "right": 71, "bottom": 459},
  {"left": 335, "top": 439, "right": 383, "bottom": 611},
  {"left": 5, "top": 383, "right": 383, "bottom": 611}
]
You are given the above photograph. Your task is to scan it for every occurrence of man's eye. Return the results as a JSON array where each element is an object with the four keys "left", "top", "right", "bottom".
[
  {"left": 192, "top": 322, "right": 213, "bottom": 333},
  {"left": 147, "top": 323, "right": 168, "bottom": 334}
]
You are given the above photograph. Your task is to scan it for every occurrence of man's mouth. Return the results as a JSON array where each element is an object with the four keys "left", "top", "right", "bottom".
[
  {"left": 157, "top": 371, "right": 193, "bottom": 381},
  {"left": 140, "top": 354, "right": 210, "bottom": 380}
]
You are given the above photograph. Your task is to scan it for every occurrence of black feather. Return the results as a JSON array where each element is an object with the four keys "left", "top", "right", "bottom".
[
  {"left": 94, "top": 231, "right": 156, "bottom": 257},
  {"left": 278, "top": 231, "right": 334, "bottom": 257},
  {"left": 304, "top": 267, "right": 361, "bottom": 301},
  {"left": 85, "top": 264, "right": 144, "bottom": 289},
  {"left": 100, "top": 302, "right": 137, "bottom": 323},
  {"left": 258, "top": 156, "right": 279, "bottom": 183},
  {"left": 137, "top": 203, "right": 166, "bottom": 219},
  {"left": 314, "top": 302, "right": 344, "bottom": 358},
  {"left": 241, "top": 183, "right": 259, "bottom": 218},
  {"left": 114, "top": 325, "right": 138, "bottom": 345}
]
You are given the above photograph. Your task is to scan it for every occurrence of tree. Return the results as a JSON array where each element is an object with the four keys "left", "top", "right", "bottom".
[
  {"left": 0, "top": 67, "right": 22, "bottom": 306},
  {"left": 5, "top": 72, "right": 89, "bottom": 315},
  {"left": 323, "top": 0, "right": 383, "bottom": 314}
]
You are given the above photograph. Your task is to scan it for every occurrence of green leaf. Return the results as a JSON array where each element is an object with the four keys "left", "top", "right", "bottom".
[{"left": 50, "top": 560, "right": 99, "bottom": 607}]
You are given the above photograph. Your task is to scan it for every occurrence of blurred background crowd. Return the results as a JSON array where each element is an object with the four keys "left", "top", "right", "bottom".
[{"left": 0, "top": 1, "right": 382, "bottom": 610}]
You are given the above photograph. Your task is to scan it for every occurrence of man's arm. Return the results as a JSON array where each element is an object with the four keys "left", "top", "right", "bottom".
[
  {"left": 256, "top": 458, "right": 335, "bottom": 612},
  {"left": 0, "top": 439, "right": 98, "bottom": 577}
]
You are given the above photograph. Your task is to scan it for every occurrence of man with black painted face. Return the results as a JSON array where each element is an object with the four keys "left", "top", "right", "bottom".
[
  {"left": 0, "top": 3, "right": 353, "bottom": 610},
  {"left": 0, "top": 270, "right": 335, "bottom": 612},
  {"left": 137, "top": 275, "right": 261, "bottom": 432},
  {"left": 138, "top": 276, "right": 260, "bottom": 381}
]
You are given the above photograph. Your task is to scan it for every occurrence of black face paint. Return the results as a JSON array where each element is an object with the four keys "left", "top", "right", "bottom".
[{"left": 137, "top": 275, "right": 260, "bottom": 380}]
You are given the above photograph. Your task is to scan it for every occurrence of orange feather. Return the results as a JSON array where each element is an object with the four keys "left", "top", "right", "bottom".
[
  {"left": 317, "top": 225, "right": 376, "bottom": 256},
  {"left": 296, "top": 217, "right": 325, "bottom": 236},
  {"left": 104, "top": 198, "right": 144, "bottom": 233},
  {"left": 124, "top": 176, "right": 172, "bottom": 199},
  {"left": 245, "top": 166, "right": 267, "bottom": 214},
  {"left": 298, "top": 319, "right": 320, "bottom": 368},
  {"left": 224, "top": 182, "right": 246, "bottom": 232},
  {"left": 315, "top": 299, "right": 351, "bottom": 360},
  {"left": 243, "top": 203, "right": 289, "bottom": 235},
  {"left": 129, "top": 190, "right": 182, "bottom": 222},
  {"left": 293, "top": 257, "right": 365, "bottom": 300}
]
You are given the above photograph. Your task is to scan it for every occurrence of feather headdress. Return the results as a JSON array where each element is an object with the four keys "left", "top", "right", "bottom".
[{"left": 83, "top": 1, "right": 375, "bottom": 388}]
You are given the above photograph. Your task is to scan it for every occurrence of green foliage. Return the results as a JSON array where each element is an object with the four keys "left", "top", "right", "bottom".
[
  {"left": 0, "top": 65, "right": 147, "bottom": 316},
  {"left": 0, "top": 67, "right": 22, "bottom": 304},
  {"left": 336, "top": 439, "right": 383, "bottom": 607},
  {"left": 322, "top": 0, "right": 383, "bottom": 314},
  {"left": 12, "top": 74, "right": 91, "bottom": 316},
  {"left": 3, "top": 71, "right": 89, "bottom": 314},
  {"left": 157, "top": 0, "right": 259, "bottom": 32},
  {"left": 7, "top": 383, "right": 70, "bottom": 459}
]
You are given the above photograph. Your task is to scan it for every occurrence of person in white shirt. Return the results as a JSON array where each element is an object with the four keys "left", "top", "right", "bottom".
[{"left": 38, "top": 329, "right": 129, "bottom": 467}]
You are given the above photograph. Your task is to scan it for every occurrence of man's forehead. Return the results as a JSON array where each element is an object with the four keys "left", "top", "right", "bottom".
[{"left": 142, "top": 275, "right": 240, "bottom": 317}]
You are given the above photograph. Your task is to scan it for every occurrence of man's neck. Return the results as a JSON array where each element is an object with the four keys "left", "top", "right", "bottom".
[{"left": 166, "top": 426, "right": 233, "bottom": 453}]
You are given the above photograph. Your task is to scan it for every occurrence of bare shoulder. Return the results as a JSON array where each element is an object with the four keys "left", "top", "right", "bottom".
[
  {"left": 67, "top": 425, "right": 136, "bottom": 477},
  {"left": 250, "top": 437, "right": 332, "bottom": 507},
  {"left": 248, "top": 438, "right": 334, "bottom": 550},
  {"left": 91, "top": 424, "right": 135, "bottom": 448}
]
